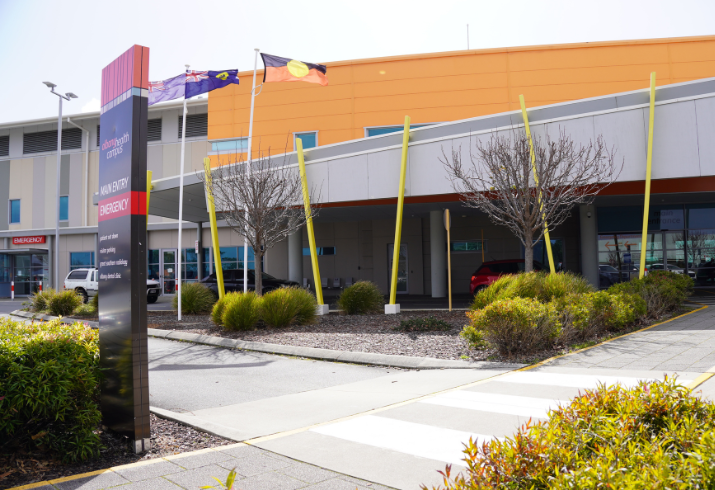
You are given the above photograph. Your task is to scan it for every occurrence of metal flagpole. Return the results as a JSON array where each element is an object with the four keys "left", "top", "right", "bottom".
[
  {"left": 245, "top": 48, "right": 260, "bottom": 293},
  {"left": 177, "top": 65, "right": 189, "bottom": 321}
]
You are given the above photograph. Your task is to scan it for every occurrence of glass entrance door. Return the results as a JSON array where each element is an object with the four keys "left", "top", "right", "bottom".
[
  {"left": 387, "top": 244, "right": 408, "bottom": 294},
  {"left": 161, "top": 249, "right": 177, "bottom": 295}
]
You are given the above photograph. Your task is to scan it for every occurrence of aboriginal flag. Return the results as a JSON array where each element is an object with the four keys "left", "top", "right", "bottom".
[{"left": 261, "top": 54, "right": 328, "bottom": 86}]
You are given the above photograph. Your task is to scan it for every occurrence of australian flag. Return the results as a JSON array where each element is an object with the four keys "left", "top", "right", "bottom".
[{"left": 148, "top": 69, "right": 239, "bottom": 106}]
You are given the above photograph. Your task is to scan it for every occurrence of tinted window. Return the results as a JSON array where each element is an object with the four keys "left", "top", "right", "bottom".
[{"left": 68, "top": 270, "right": 88, "bottom": 280}]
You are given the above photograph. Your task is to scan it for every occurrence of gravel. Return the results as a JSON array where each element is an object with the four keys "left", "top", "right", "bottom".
[
  {"left": 0, "top": 414, "right": 233, "bottom": 490},
  {"left": 148, "top": 310, "right": 494, "bottom": 362}
]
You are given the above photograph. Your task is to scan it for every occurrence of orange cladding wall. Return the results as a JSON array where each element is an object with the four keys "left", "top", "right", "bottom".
[{"left": 208, "top": 36, "right": 715, "bottom": 159}]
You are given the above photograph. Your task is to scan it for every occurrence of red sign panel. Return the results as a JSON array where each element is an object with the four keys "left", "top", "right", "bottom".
[{"left": 12, "top": 236, "right": 46, "bottom": 245}]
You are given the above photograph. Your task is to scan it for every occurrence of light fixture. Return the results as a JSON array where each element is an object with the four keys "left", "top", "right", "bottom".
[
  {"left": 66, "top": 92, "right": 78, "bottom": 99},
  {"left": 43, "top": 81, "right": 56, "bottom": 88}
]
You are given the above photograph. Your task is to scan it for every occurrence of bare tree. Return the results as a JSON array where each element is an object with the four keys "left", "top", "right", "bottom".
[
  {"left": 200, "top": 148, "right": 318, "bottom": 295},
  {"left": 443, "top": 129, "right": 621, "bottom": 272}
]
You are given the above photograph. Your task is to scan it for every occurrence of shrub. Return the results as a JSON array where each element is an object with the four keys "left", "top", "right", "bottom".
[
  {"left": 471, "top": 272, "right": 594, "bottom": 310},
  {"left": 464, "top": 297, "right": 560, "bottom": 357},
  {"left": 394, "top": 316, "right": 452, "bottom": 332},
  {"left": 425, "top": 378, "right": 715, "bottom": 490},
  {"left": 0, "top": 318, "right": 101, "bottom": 463},
  {"left": 460, "top": 326, "right": 489, "bottom": 350},
  {"left": 337, "top": 281, "right": 384, "bottom": 314},
  {"left": 90, "top": 292, "right": 98, "bottom": 310},
  {"left": 261, "top": 287, "right": 317, "bottom": 328},
  {"left": 211, "top": 295, "right": 228, "bottom": 325},
  {"left": 222, "top": 292, "right": 261, "bottom": 330},
  {"left": 610, "top": 270, "right": 692, "bottom": 318},
  {"left": 29, "top": 288, "right": 57, "bottom": 313},
  {"left": 557, "top": 291, "right": 647, "bottom": 341},
  {"left": 172, "top": 282, "right": 216, "bottom": 314},
  {"left": 47, "top": 290, "right": 83, "bottom": 317}
]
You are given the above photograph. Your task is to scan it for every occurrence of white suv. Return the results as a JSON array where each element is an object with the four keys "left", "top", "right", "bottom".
[{"left": 64, "top": 268, "right": 161, "bottom": 304}]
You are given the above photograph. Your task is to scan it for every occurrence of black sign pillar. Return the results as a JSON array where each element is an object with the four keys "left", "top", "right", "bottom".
[{"left": 98, "top": 45, "right": 151, "bottom": 453}]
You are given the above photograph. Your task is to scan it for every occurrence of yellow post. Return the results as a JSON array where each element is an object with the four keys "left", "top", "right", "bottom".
[
  {"left": 445, "top": 209, "right": 452, "bottom": 312},
  {"left": 389, "top": 116, "right": 411, "bottom": 305},
  {"left": 519, "top": 94, "right": 556, "bottom": 274},
  {"left": 203, "top": 157, "right": 225, "bottom": 299},
  {"left": 639, "top": 72, "right": 657, "bottom": 279},
  {"left": 296, "top": 139, "right": 324, "bottom": 306},
  {"left": 146, "top": 170, "right": 152, "bottom": 230}
]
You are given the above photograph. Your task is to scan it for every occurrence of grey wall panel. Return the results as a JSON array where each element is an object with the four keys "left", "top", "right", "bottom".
[
  {"left": 0, "top": 161, "right": 9, "bottom": 230},
  {"left": 367, "top": 148, "right": 409, "bottom": 200},
  {"left": 68, "top": 153, "right": 83, "bottom": 227},
  {"left": 543, "top": 116, "right": 596, "bottom": 151},
  {"left": 651, "top": 101, "right": 700, "bottom": 180},
  {"left": 306, "top": 161, "right": 329, "bottom": 204},
  {"left": 593, "top": 109, "right": 647, "bottom": 182},
  {"left": 409, "top": 138, "right": 466, "bottom": 197},
  {"left": 32, "top": 158, "right": 45, "bottom": 228},
  {"left": 60, "top": 154, "right": 70, "bottom": 195},
  {"left": 9, "top": 129, "right": 22, "bottom": 158},
  {"left": 327, "top": 154, "right": 368, "bottom": 203},
  {"left": 147, "top": 144, "right": 163, "bottom": 178},
  {"left": 695, "top": 97, "right": 715, "bottom": 177}
]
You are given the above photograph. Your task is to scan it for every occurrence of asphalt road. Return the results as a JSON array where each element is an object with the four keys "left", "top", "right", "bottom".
[
  {"left": 148, "top": 337, "right": 394, "bottom": 413},
  {"left": 0, "top": 300, "right": 26, "bottom": 314}
]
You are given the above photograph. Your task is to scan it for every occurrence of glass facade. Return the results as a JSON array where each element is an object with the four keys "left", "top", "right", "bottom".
[
  {"left": 70, "top": 251, "right": 94, "bottom": 270},
  {"left": 9, "top": 200, "right": 20, "bottom": 224},
  {"left": 295, "top": 132, "right": 317, "bottom": 149},
  {"left": 59, "top": 196, "right": 69, "bottom": 221},
  {"left": 12, "top": 254, "right": 48, "bottom": 295}
]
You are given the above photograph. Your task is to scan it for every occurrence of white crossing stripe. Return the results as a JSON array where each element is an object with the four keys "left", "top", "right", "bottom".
[
  {"left": 501, "top": 371, "right": 658, "bottom": 389},
  {"left": 311, "top": 415, "right": 491, "bottom": 467},
  {"left": 421, "top": 391, "right": 564, "bottom": 419}
]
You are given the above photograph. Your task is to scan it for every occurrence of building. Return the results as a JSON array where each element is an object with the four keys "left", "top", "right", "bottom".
[{"left": 2, "top": 35, "right": 715, "bottom": 297}]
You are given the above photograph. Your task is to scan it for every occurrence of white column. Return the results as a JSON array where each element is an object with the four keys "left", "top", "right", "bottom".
[
  {"left": 288, "top": 229, "right": 303, "bottom": 284},
  {"left": 579, "top": 204, "right": 599, "bottom": 287},
  {"left": 430, "top": 210, "right": 447, "bottom": 298}
]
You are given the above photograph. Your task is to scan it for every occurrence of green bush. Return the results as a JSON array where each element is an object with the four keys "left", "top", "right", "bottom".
[
  {"left": 172, "top": 282, "right": 216, "bottom": 314},
  {"left": 211, "top": 295, "right": 228, "bottom": 325},
  {"left": 0, "top": 318, "right": 101, "bottom": 463},
  {"left": 610, "top": 270, "right": 692, "bottom": 318},
  {"left": 557, "top": 291, "right": 646, "bottom": 340},
  {"left": 425, "top": 378, "right": 715, "bottom": 490},
  {"left": 47, "top": 290, "right": 83, "bottom": 317},
  {"left": 29, "top": 288, "right": 57, "bottom": 313},
  {"left": 222, "top": 291, "right": 262, "bottom": 330},
  {"left": 464, "top": 297, "right": 560, "bottom": 357},
  {"left": 261, "top": 287, "right": 317, "bottom": 328},
  {"left": 394, "top": 316, "right": 452, "bottom": 332},
  {"left": 471, "top": 272, "right": 594, "bottom": 310},
  {"left": 337, "top": 281, "right": 384, "bottom": 314},
  {"left": 90, "top": 292, "right": 98, "bottom": 310}
]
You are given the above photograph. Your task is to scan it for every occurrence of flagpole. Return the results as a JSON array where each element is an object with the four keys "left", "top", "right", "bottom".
[
  {"left": 245, "top": 48, "right": 260, "bottom": 293},
  {"left": 177, "top": 64, "right": 189, "bottom": 321}
]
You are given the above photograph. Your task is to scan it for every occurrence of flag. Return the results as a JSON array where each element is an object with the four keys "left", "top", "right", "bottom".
[
  {"left": 185, "top": 69, "right": 240, "bottom": 99},
  {"left": 148, "top": 73, "right": 185, "bottom": 106},
  {"left": 261, "top": 54, "right": 328, "bottom": 86}
]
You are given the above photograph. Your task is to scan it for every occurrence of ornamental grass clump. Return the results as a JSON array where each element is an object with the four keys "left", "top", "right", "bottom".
[
  {"left": 172, "top": 282, "right": 216, "bottom": 314},
  {"left": 211, "top": 295, "right": 228, "bottom": 325},
  {"left": 337, "top": 281, "right": 384, "bottom": 314},
  {"left": 610, "top": 270, "right": 693, "bottom": 318},
  {"left": 29, "top": 288, "right": 56, "bottom": 312},
  {"left": 0, "top": 317, "right": 101, "bottom": 463},
  {"left": 471, "top": 272, "right": 593, "bottom": 310},
  {"left": 221, "top": 291, "right": 261, "bottom": 330},
  {"left": 260, "top": 287, "right": 317, "bottom": 328},
  {"left": 424, "top": 378, "right": 715, "bottom": 490},
  {"left": 464, "top": 297, "right": 560, "bottom": 357},
  {"left": 556, "top": 290, "right": 647, "bottom": 341},
  {"left": 47, "top": 289, "right": 83, "bottom": 317}
]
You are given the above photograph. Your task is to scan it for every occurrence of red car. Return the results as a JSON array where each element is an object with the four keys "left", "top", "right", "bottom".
[{"left": 469, "top": 259, "right": 544, "bottom": 295}]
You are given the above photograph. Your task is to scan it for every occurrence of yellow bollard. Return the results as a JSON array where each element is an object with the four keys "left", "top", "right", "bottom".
[
  {"left": 296, "top": 139, "right": 324, "bottom": 307},
  {"left": 639, "top": 72, "right": 657, "bottom": 279},
  {"left": 389, "top": 116, "right": 411, "bottom": 305},
  {"left": 203, "top": 157, "right": 225, "bottom": 299}
]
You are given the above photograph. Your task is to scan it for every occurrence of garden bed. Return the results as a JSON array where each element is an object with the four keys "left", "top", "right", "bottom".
[{"left": 0, "top": 413, "right": 233, "bottom": 490}]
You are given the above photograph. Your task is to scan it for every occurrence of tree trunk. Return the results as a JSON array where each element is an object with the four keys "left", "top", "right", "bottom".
[
  {"left": 254, "top": 250, "right": 264, "bottom": 296},
  {"left": 524, "top": 230, "right": 534, "bottom": 272}
]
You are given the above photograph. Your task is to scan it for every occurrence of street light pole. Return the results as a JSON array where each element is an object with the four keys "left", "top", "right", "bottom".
[{"left": 44, "top": 82, "right": 77, "bottom": 291}]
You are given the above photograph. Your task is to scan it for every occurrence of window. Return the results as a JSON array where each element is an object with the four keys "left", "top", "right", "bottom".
[
  {"left": 365, "top": 124, "right": 432, "bottom": 137},
  {"left": 148, "top": 249, "right": 160, "bottom": 281},
  {"left": 147, "top": 118, "right": 162, "bottom": 142},
  {"left": 0, "top": 135, "right": 8, "bottom": 157},
  {"left": 59, "top": 196, "right": 69, "bottom": 221},
  {"left": 294, "top": 132, "right": 317, "bottom": 149},
  {"left": 178, "top": 114, "right": 208, "bottom": 138},
  {"left": 181, "top": 248, "right": 199, "bottom": 282},
  {"left": 211, "top": 138, "right": 248, "bottom": 152},
  {"left": 23, "top": 127, "right": 82, "bottom": 154},
  {"left": 303, "top": 247, "right": 336, "bottom": 256},
  {"left": 70, "top": 252, "right": 95, "bottom": 271},
  {"left": 68, "top": 270, "right": 89, "bottom": 280},
  {"left": 450, "top": 240, "right": 486, "bottom": 252},
  {"left": 96, "top": 125, "right": 101, "bottom": 147},
  {"left": 0, "top": 254, "right": 10, "bottom": 282},
  {"left": 9, "top": 199, "right": 20, "bottom": 224}
]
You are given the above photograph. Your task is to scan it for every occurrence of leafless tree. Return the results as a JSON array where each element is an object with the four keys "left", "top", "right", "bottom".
[
  {"left": 200, "top": 148, "right": 318, "bottom": 295},
  {"left": 443, "top": 129, "right": 622, "bottom": 271}
]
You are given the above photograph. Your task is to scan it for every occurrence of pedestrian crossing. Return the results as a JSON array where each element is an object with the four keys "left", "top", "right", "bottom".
[{"left": 257, "top": 367, "right": 699, "bottom": 490}]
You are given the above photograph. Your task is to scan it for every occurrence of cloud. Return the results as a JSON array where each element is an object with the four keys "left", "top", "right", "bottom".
[{"left": 81, "top": 98, "right": 100, "bottom": 113}]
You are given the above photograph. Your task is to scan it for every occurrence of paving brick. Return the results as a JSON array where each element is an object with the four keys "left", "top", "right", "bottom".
[
  {"left": 170, "top": 450, "right": 236, "bottom": 470},
  {"left": 220, "top": 453, "right": 294, "bottom": 477},
  {"left": 54, "top": 471, "right": 130, "bottom": 490},
  {"left": 113, "top": 460, "right": 185, "bottom": 481},
  {"left": 164, "top": 464, "right": 234, "bottom": 489},
  {"left": 236, "top": 472, "right": 307, "bottom": 490}
]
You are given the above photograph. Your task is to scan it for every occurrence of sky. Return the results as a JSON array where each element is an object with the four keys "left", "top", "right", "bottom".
[{"left": 1, "top": 0, "right": 714, "bottom": 124}]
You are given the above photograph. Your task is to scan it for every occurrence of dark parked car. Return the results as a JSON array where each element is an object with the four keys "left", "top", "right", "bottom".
[
  {"left": 599, "top": 264, "right": 621, "bottom": 287},
  {"left": 469, "top": 259, "right": 544, "bottom": 295},
  {"left": 200, "top": 269, "right": 299, "bottom": 296}
]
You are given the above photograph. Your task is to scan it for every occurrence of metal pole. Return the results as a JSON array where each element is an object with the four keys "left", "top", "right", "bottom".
[
  {"left": 389, "top": 116, "right": 411, "bottom": 306},
  {"left": 639, "top": 72, "right": 657, "bottom": 279},
  {"left": 245, "top": 48, "right": 260, "bottom": 293},
  {"left": 203, "top": 158, "right": 225, "bottom": 299},
  {"left": 296, "top": 138, "right": 323, "bottom": 306},
  {"left": 55, "top": 96, "right": 62, "bottom": 290},
  {"left": 446, "top": 209, "right": 452, "bottom": 312},
  {"left": 177, "top": 65, "right": 189, "bottom": 320}
]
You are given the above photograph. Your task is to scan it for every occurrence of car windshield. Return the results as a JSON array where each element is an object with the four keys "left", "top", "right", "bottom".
[{"left": 600, "top": 265, "right": 618, "bottom": 272}]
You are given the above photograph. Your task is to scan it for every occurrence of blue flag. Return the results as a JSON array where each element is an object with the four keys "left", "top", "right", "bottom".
[
  {"left": 185, "top": 69, "right": 240, "bottom": 99},
  {"left": 148, "top": 74, "right": 185, "bottom": 106}
]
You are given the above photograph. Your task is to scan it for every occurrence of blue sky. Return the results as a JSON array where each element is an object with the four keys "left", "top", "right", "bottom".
[{"left": 1, "top": 0, "right": 714, "bottom": 124}]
